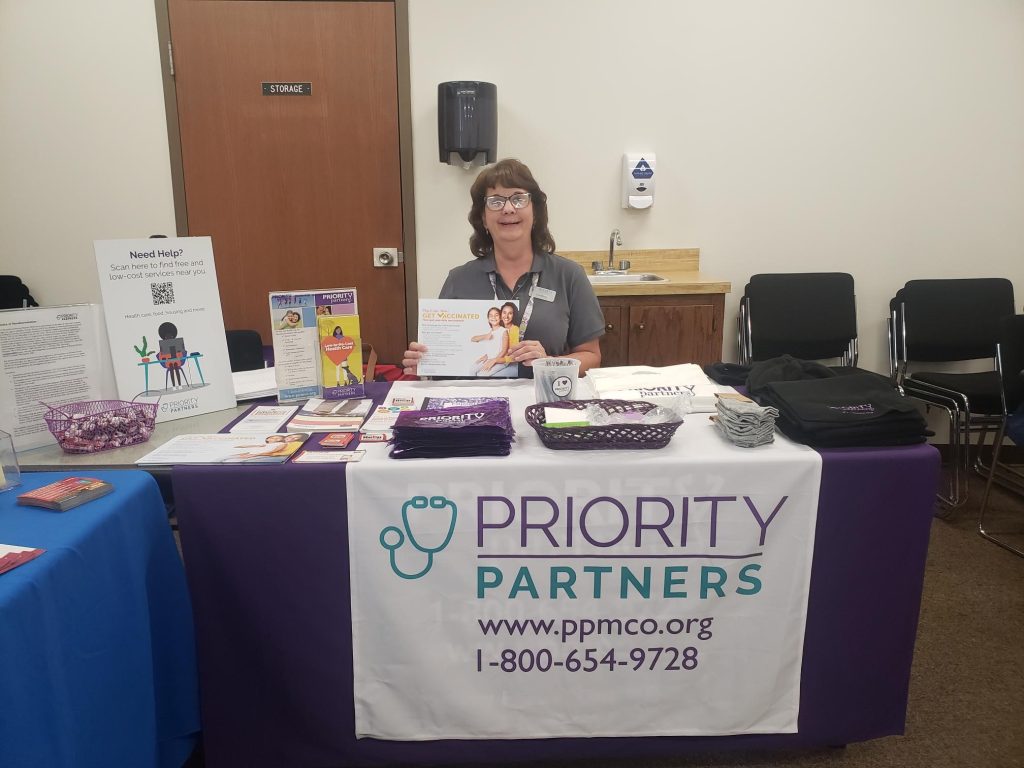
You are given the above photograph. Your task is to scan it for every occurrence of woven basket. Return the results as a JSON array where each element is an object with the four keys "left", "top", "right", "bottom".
[
  {"left": 525, "top": 399, "right": 683, "bottom": 450},
  {"left": 43, "top": 398, "right": 158, "bottom": 454}
]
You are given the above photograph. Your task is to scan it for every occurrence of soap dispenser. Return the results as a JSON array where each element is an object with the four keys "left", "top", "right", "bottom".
[{"left": 622, "top": 153, "right": 656, "bottom": 209}]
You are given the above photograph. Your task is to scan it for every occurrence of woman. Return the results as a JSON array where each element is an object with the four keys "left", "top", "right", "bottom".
[
  {"left": 277, "top": 310, "right": 302, "bottom": 330},
  {"left": 469, "top": 306, "right": 510, "bottom": 376},
  {"left": 228, "top": 433, "right": 303, "bottom": 461},
  {"left": 402, "top": 158, "right": 603, "bottom": 376},
  {"left": 499, "top": 301, "right": 520, "bottom": 365}
]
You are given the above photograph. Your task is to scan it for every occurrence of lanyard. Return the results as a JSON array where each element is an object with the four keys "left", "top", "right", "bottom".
[{"left": 488, "top": 272, "right": 540, "bottom": 338}]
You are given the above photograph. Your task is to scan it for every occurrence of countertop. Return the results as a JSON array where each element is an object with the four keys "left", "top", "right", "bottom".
[{"left": 560, "top": 248, "right": 731, "bottom": 297}]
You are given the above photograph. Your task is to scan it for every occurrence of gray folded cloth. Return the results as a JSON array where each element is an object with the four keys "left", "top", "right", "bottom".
[
  {"left": 715, "top": 397, "right": 778, "bottom": 447},
  {"left": 717, "top": 397, "right": 779, "bottom": 419}
]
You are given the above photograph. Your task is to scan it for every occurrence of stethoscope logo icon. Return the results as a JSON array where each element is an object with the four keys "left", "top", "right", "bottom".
[{"left": 380, "top": 496, "right": 458, "bottom": 580}]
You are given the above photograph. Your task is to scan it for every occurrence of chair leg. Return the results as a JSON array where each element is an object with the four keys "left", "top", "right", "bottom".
[
  {"left": 972, "top": 419, "right": 1024, "bottom": 497},
  {"left": 921, "top": 396, "right": 967, "bottom": 513},
  {"left": 934, "top": 389, "right": 973, "bottom": 510},
  {"left": 978, "top": 423, "right": 1024, "bottom": 558}
]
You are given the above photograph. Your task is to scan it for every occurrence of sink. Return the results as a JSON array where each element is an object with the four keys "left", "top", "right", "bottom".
[{"left": 588, "top": 273, "right": 668, "bottom": 284}]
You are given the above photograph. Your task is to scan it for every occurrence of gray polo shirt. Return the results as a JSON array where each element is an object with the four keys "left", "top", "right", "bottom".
[{"left": 438, "top": 251, "right": 605, "bottom": 360}]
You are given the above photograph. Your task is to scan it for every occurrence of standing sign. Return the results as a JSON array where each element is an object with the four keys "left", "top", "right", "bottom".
[
  {"left": 346, "top": 382, "right": 823, "bottom": 740},
  {"left": 94, "top": 237, "right": 236, "bottom": 422}
]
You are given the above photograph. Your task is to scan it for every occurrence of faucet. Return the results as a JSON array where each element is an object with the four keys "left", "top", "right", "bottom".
[
  {"left": 608, "top": 229, "right": 622, "bottom": 269},
  {"left": 592, "top": 229, "right": 628, "bottom": 274}
]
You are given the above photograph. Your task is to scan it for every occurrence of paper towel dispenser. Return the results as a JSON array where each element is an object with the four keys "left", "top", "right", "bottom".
[{"left": 438, "top": 81, "right": 497, "bottom": 168}]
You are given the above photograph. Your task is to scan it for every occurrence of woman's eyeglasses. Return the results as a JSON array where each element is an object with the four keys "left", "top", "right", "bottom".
[{"left": 484, "top": 193, "right": 531, "bottom": 211}]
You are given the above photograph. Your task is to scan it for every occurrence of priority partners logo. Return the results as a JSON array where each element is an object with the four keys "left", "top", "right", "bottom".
[{"left": 379, "top": 496, "right": 457, "bottom": 580}]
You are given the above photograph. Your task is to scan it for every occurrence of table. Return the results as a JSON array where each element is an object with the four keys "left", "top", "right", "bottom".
[
  {"left": 17, "top": 403, "right": 252, "bottom": 472},
  {"left": 0, "top": 470, "right": 200, "bottom": 768},
  {"left": 138, "top": 353, "right": 206, "bottom": 393},
  {"left": 173, "top": 382, "right": 941, "bottom": 767},
  {"left": 17, "top": 404, "right": 252, "bottom": 505}
]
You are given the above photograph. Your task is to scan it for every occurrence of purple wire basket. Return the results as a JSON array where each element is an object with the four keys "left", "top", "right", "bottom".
[
  {"left": 43, "top": 397, "right": 159, "bottom": 454},
  {"left": 525, "top": 399, "right": 683, "bottom": 450}
]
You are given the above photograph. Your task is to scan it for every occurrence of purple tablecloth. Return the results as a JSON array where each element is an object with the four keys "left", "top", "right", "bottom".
[{"left": 174, "top": 384, "right": 940, "bottom": 768}]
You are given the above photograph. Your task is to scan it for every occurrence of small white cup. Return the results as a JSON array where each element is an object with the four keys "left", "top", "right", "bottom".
[{"left": 532, "top": 357, "right": 581, "bottom": 403}]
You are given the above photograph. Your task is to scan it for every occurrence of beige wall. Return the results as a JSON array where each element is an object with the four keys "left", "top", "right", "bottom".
[
  {"left": 408, "top": 0, "right": 1024, "bottom": 372},
  {"left": 2, "top": 0, "right": 1022, "bottom": 373},
  {"left": 0, "top": 0, "right": 177, "bottom": 304}
]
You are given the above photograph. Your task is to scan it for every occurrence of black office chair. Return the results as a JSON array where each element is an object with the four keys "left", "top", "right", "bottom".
[
  {"left": 977, "top": 314, "right": 1024, "bottom": 557},
  {"left": 889, "top": 278, "right": 1015, "bottom": 510},
  {"left": 738, "top": 273, "right": 860, "bottom": 370},
  {"left": 0, "top": 275, "right": 39, "bottom": 309},
  {"left": 225, "top": 329, "right": 266, "bottom": 372}
]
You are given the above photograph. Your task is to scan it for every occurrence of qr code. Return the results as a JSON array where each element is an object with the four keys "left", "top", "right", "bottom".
[{"left": 150, "top": 282, "right": 175, "bottom": 305}]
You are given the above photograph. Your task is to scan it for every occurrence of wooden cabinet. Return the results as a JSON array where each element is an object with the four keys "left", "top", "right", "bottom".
[{"left": 597, "top": 294, "right": 725, "bottom": 368}]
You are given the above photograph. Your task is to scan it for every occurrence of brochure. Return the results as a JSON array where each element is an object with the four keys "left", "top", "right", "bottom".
[
  {"left": 93, "top": 237, "right": 236, "bottom": 423},
  {"left": 16, "top": 477, "right": 114, "bottom": 511},
  {"left": 136, "top": 432, "right": 309, "bottom": 465},
  {"left": 319, "top": 432, "right": 356, "bottom": 448},
  {"left": 228, "top": 405, "right": 299, "bottom": 433},
  {"left": 416, "top": 299, "right": 520, "bottom": 378},
  {"left": 270, "top": 288, "right": 357, "bottom": 402},
  {"left": 317, "top": 314, "right": 363, "bottom": 399},
  {"left": 293, "top": 449, "right": 366, "bottom": 463},
  {"left": 359, "top": 398, "right": 421, "bottom": 441},
  {"left": 0, "top": 544, "right": 46, "bottom": 576},
  {"left": 286, "top": 397, "right": 373, "bottom": 432}
]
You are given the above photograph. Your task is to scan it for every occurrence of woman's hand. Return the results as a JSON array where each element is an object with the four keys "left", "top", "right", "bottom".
[
  {"left": 402, "top": 341, "right": 427, "bottom": 376},
  {"left": 507, "top": 339, "right": 548, "bottom": 366}
]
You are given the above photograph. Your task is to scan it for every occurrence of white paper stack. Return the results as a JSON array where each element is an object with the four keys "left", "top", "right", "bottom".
[{"left": 232, "top": 367, "right": 277, "bottom": 401}]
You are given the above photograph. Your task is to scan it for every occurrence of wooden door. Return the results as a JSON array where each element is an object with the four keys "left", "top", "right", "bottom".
[
  {"left": 629, "top": 303, "right": 720, "bottom": 367},
  {"left": 596, "top": 302, "right": 628, "bottom": 368},
  {"left": 167, "top": 0, "right": 407, "bottom": 362}
]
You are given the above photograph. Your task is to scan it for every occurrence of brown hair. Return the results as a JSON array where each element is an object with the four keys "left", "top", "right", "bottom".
[{"left": 468, "top": 158, "right": 556, "bottom": 258}]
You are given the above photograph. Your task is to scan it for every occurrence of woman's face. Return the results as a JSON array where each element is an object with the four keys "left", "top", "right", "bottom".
[
  {"left": 487, "top": 308, "right": 500, "bottom": 327},
  {"left": 483, "top": 185, "right": 533, "bottom": 251},
  {"left": 500, "top": 305, "right": 515, "bottom": 327},
  {"left": 333, "top": 327, "right": 343, "bottom": 337},
  {"left": 285, "top": 311, "right": 299, "bottom": 324},
  {"left": 266, "top": 434, "right": 285, "bottom": 443}
]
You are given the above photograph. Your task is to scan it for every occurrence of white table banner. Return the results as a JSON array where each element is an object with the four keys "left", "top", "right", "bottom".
[{"left": 347, "top": 381, "right": 822, "bottom": 740}]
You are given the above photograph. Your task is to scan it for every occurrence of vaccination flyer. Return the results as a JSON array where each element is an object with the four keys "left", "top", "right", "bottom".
[{"left": 416, "top": 299, "right": 520, "bottom": 378}]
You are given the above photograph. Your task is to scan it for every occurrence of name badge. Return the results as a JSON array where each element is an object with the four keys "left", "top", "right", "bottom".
[{"left": 531, "top": 286, "right": 556, "bottom": 302}]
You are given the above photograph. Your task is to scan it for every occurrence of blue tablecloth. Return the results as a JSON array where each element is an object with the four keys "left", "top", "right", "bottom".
[{"left": 0, "top": 471, "right": 200, "bottom": 768}]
